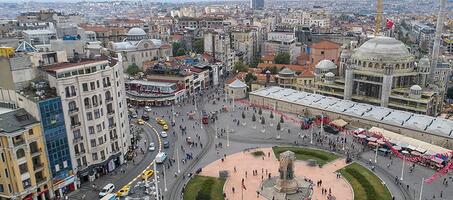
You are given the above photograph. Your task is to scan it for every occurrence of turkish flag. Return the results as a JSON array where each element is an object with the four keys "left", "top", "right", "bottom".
[{"left": 386, "top": 19, "right": 394, "bottom": 29}]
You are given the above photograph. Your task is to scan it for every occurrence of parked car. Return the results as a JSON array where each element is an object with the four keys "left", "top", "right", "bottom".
[
  {"left": 156, "top": 152, "right": 167, "bottom": 163},
  {"left": 137, "top": 119, "right": 145, "bottom": 125},
  {"left": 141, "top": 114, "right": 150, "bottom": 121},
  {"left": 144, "top": 106, "right": 152, "bottom": 112},
  {"left": 163, "top": 140, "right": 170, "bottom": 148},
  {"left": 323, "top": 125, "right": 339, "bottom": 134},
  {"left": 99, "top": 183, "right": 115, "bottom": 198},
  {"left": 116, "top": 185, "right": 130, "bottom": 197},
  {"left": 148, "top": 142, "right": 155, "bottom": 151},
  {"left": 156, "top": 118, "right": 166, "bottom": 125},
  {"left": 130, "top": 113, "right": 138, "bottom": 119},
  {"left": 160, "top": 131, "right": 168, "bottom": 138},
  {"left": 163, "top": 124, "right": 169, "bottom": 131}
]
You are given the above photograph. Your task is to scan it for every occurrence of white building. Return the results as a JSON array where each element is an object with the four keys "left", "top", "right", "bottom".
[{"left": 44, "top": 55, "right": 131, "bottom": 182}]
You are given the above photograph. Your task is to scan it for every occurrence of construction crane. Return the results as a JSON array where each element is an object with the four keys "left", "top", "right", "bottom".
[{"left": 375, "top": 0, "right": 383, "bottom": 35}]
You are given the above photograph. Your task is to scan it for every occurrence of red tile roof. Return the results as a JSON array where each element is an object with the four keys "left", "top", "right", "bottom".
[
  {"left": 310, "top": 40, "right": 341, "bottom": 50},
  {"left": 257, "top": 63, "right": 307, "bottom": 72}
]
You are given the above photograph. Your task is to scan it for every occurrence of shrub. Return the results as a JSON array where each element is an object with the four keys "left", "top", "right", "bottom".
[
  {"left": 258, "top": 107, "right": 262, "bottom": 115},
  {"left": 252, "top": 114, "right": 256, "bottom": 121},
  {"left": 280, "top": 115, "right": 284, "bottom": 123},
  {"left": 277, "top": 122, "right": 281, "bottom": 130},
  {"left": 251, "top": 151, "right": 265, "bottom": 157}
]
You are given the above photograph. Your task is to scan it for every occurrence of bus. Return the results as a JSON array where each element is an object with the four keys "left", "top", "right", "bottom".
[
  {"left": 155, "top": 152, "right": 167, "bottom": 164},
  {"left": 100, "top": 193, "right": 118, "bottom": 200}
]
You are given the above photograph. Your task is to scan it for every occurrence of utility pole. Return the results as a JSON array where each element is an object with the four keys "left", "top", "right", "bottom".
[
  {"left": 153, "top": 160, "right": 159, "bottom": 199},
  {"left": 419, "top": 177, "right": 424, "bottom": 200}
]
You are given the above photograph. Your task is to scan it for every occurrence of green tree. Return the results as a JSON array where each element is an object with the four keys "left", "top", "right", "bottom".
[
  {"left": 244, "top": 72, "right": 257, "bottom": 85},
  {"left": 234, "top": 61, "right": 249, "bottom": 73},
  {"left": 277, "top": 122, "right": 281, "bottom": 130},
  {"left": 274, "top": 52, "right": 290, "bottom": 64},
  {"left": 270, "top": 66, "right": 278, "bottom": 74},
  {"left": 252, "top": 113, "right": 256, "bottom": 121},
  {"left": 242, "top": 111, "right": 245, "bottom": 119},
  {"left": 280, "top": 115, "right": 284, "bottom": 123},
  {"left": 250, "top": 58, "right": 260, "bottom": 68},
  {"left": 258, "top": 107, "right": 262, "bottom": 115},
  {"left": 261, "top": 117, "right": 265, "bottom": 124},
  {"left": 447, "top": 87, "right": 453, "bottom": 99},
  {"left": 126, "top": 64, "right": 141, "bottom": 76},
  {"left": 175, "top": 48, "right": 186, "bottom": 56},
  {"left": 172, "top": 41, "right": 184, "bottom": 56},
  {"left": 193, "top": 38, "right": 204, "bottom": 54},
  {"left": 270, "top": 111, "right": 274, "bottom": 119}
]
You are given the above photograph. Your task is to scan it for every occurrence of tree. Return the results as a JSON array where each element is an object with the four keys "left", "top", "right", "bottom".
[
  {"left": 274, "top": 52, "right": 290, "bottom": 64},
  {"left": 193, "top": 38, "right": 204, "bottom": 54},
  {"left": 270, "top": 66, "right": 278, "bottom": 74},
  {"left": 175, "top": 48, "right": 186, "bottom": 56},
  {"left": 252, "top": 113, "right": 256, "bottom": 121},
  {"left": 234, "top": 61, "right": 249, "bottom": 73},
  {"left": 242, "top": 111, "right": 245, "bottom": 119},
  {"left": 277, "top": 122, "right": 281, "bottom": 130},
  {"left": 250, "top": 58, "right": 260, "bottom": 68},
  {"left": 126, "top": 64, "right": 141, "bottom": 76},
  {"left": 270, "top": 111, "right": 274, "bottom": 119},
  {"left": 447, "top": 87, "right": 453, "bottom": 99},
  {"left": 172, "top": 41, "right": 185, "bottom": 56},
  {"left": 280, "top": 115, "right": 284, "bottom": 123},
  {"left": 258, "top": 107, "right": 262, "bottom": 115},
  {"left": 244, "top": 72, "right": 257, "bottom": 85},
  {"left": 261, "top": 117, "right": 265, "bottom": 124}
]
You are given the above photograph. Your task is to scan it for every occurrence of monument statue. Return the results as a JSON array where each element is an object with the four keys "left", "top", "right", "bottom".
[{"left": 275, "top": 151, "right": 298, "bottom": 193}]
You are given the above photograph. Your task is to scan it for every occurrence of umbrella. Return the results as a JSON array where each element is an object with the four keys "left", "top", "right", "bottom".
[{"left": 357, "top": 134, "right": 367, "bottom": 139}]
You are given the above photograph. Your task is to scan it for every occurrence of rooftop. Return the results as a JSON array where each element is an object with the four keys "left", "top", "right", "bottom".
[
  {"left": 44, "top": 59, "right": 109, "bottom": 73},
  {"left": 311, "top": 40, "right": 341, "bottom": 49},
  {"left": 0, "top": 108, "right": 38, "bottom": 134}
]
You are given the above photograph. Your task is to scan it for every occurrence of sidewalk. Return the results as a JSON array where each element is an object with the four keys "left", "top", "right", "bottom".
[{"left": 68, "top": 126, "right": 153, "bottom": 200}]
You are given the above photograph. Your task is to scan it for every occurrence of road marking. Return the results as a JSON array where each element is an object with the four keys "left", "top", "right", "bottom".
[{"left": 118, "top": 121, "right": 162, "bottom": 191}]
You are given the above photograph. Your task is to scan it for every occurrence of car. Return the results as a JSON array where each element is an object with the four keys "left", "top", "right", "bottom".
[
  {"left": 130, "top": 113, "right": 138, "bottom": 119},
  {"left": 141, "top": 114, "right": 150, "bottom": 121},
  {"left": 160, "top": 131, "right": 168, "bottom": 138},
  {"left": 137, "top": 119, "right": 145, "bottom": 125},
  {"left": 163, "top": 124, "right": 169, "bottom": 131},
  {"left": 148, "top": 142, "right": 156, "bottom": 151},
  {"left": 156, "top": 118, "right": 166, "bottom": 126},
  {"left": 186, "top": 137, "right": 193, "bottom": 145},
  {"left": 156, "top": 152, "right": 167, "bottom": 163},
  {"left": 163, "top": 140, "right": 170, "bottom": 148},
  {"left": 141, "top": 169, "right": 154, "bottom": 180},
  {"left": 99, "top": 183, "right": 115, "bottom": 198},
  {"left": 116, "top": 185, "right": 130, "bottom": 197},
  {"left": 144, "top": 106, "right": 152, "bottom": 112},
  {"left": 323, "top": 125, "right": 339, "bottom": 134}
]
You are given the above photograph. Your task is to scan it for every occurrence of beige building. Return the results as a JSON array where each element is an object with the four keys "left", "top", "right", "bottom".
[
  {"left": 226, "top": 79, "right": 247, "bottom": 99},
  {"left": 0, "top": 108, "right": 53, "bottom": 200}
]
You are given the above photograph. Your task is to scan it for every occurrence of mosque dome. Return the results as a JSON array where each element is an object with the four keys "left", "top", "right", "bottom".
[
  {"left": 127, "top": 27, "right": 146, "bottom": 36},
  {"left": 351, "top": 36, "right": 414, "bottom": 63},
  {"left": 325, "top": 72, "right": 335, "bottom": 77},
  {"left": 315, "top": 59, "right": 337, "bottom": 70},
  {"left": 410, "top": 85, "right": 422, "bottom": 91}
]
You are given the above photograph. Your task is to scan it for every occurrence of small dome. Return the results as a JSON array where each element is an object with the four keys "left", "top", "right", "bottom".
[
  {"left": 315, "top": 59, "right": 337, "bottom": 70},
  {"left": 419, "top": 56, "right": 430, "bottom": 67},
  {"left": 325, "top": 72, "right": 335, "bottom": 77},
  {"left": 410, "top": 85, "right": 422, "bottom": 91},
  {"left": 278, "top": 67, "right": 295, "bottom": 75},
  {"left": 228, "top": 79, "right": 247, "bottom": 88},
  {"left": 127, "top": 27, "right": 146, "bottom": 36}
]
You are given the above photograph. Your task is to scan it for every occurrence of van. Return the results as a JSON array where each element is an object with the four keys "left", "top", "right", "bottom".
[
  {"left": 99, "top": 183, "right": 115, "bottom": 198},
  {"left": 156, "top": 152, "right": 167, "bottom": 164}
]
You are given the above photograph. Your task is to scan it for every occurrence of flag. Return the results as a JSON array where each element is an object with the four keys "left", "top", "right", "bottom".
[{"left": 386, "top": 19, "right": 394, "bottom": 29}]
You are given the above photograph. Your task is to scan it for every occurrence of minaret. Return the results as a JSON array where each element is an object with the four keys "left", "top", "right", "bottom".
[
  {"left": 429, "top": 0, "right": 446, "bottom": 81},
  {"left": 381, "top": 65, "right": 394, "bottom": 107}
]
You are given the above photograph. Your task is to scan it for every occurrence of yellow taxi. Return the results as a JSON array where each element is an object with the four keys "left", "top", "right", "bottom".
[
  {"left": 156, "top": 118, "right": 167, "bottom": 126},
  {"left": 137, "top": 119, "right": 145, "bottom": 125},
  {"left": 141, "top": 169, "right": 154, "bottom": 180},
  {"left": 163, "top": 124, "right": 169, "bottom": 131},
  {"left": 116, "top": 185, "right": 130, "bottom": 197}
]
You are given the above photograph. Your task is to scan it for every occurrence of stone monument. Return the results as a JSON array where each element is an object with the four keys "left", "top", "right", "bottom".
[
  {"left": 259, "top": 150, "right": 313, "bottom": 200},
  {"left": 275, "top": 151, "right": 298, "bottom": 193}
]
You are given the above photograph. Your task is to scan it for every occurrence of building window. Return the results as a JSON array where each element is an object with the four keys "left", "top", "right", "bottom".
[
  {"left": 84, "top": 98, "right": 91, "bottom": 108},
  {"left": 92, "top": 153, "right": 98, "bottom": 161},
  {"left": 4, "top": 169, "right": 8, "bottom": 178},
  {"left": 16, "top": 149, "right": 25, "bottom": 159},
  {"left": 28, "top": 129, "right": 34, "bottom": 135},
  {"left": 88, "top": 126, "right": 95, "bottom": 135},
  {"left": 87, "top": 112, "right": 93, "bottom": 120},
  {"left": 22, "top": 179, "right": 31, "bottom": 189},
  {"left": 96, "top": 124, "right": 102, "bottom": 132},
  {"left": 94, "top": 109, "right": 100, "bottom": 119},
  {"left": 98, "top": 137, "right": 104, "bottom": 145},
  {"left": 321, "top": 51, "right": 324, "bottom": 55},
  {"left": 82, "top": 83, "right": 88, "bottom": 92},
  {"left": 90, "top": 139, "right": 96, "bottom": 147},
  {"left": 0, "top": 184, "right": 4, "bottom": 192},
  {"left": 19, "top": 163, "right": 28, "bottom": 174},
  {"left": 68, "top": 101, "right": 77, "bottom": 111},
  {"left": 92, "top": 95, "right": 98, "bottom": 107}
]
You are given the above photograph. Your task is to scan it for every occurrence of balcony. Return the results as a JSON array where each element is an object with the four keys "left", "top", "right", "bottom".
[
  {"left": 71, "top": 122, "right": 81, "bottom": 129},
  {"left": 33, "top": 163, "right": 44, "bottom": 171},
  {"left": 106, "top": 97, "right": 113, "bottom": 103},
  {"left": 107, "top": 110, "right": 115, "bottom": 115},
  {"left": 85, "top": 105, "right": 92, "bottom": 109},
  {"left": 13, "top": 139, "right": 26, "bottom": 147},
  {"left": 68, "top": 107, "right": 79, "bottom": 115},
  {"left": 108, "top": 123, "right": 116, "bottom": 130},
  {"left": 73, "top": 136, "right": 84, "bottom": 143},
  {"left": 110, "top": 134, "right": 118, "bottom": 141},
  {"left": 31, "top": 148, "right": 42, "bottom": 157},
  {"left": 75, "top": 149, "right": 86, "bottom": 157}
]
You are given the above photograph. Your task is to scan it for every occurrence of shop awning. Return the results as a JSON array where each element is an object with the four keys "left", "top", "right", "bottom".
[{"left": 330, "top": 119, "right": 348, "bottom": 128}]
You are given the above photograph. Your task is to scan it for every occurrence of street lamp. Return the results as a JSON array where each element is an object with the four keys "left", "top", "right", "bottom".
[
  {"left": 226, "top": 125, "right": 230, "bottom": 147},
  {"left": 374, "top": 144, "right": 378, "bottom": 163},
  {"left": 419, "top": 177, "right": 424, "bottom": 200},
  {"left": 400, "top": 156, "right": 405, "bottom": 181},
  {"left": 176, "top": 149, "right": 180, "bottom": 174},
  {"left": 163, "top": 164, "right": 167, "bottom": 192},
  {"left": 310, "top": 124, "right": 313, "bottom": 144},
  {"left": 153, "top": 160, "right": 159, "bottom": 199}
]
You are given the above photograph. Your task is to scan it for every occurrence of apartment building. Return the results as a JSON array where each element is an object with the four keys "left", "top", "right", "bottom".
[
  {"left": 0, "top": 108, "right": 53, "bottom": 200},
  {"left": 43, "top": 56, "right": 130, "bottom": 183}
]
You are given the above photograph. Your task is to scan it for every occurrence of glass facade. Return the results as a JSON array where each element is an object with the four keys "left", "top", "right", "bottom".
[{"left": 38, "top": 97, "right": 73, "bottom": 180}]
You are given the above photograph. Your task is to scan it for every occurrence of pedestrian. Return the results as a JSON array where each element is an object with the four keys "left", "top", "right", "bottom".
[
  {"left": 268, "top": 152, "right": 270, "bottom": 157},
  {"left": 232, "top": 187, "right": 235, "bottom": 193},
  {"left": 245, "top": 171, "right": 247, "bottom": 178},
  {"left": 234, "top": 166, "right": 237, "bottom": 173}
]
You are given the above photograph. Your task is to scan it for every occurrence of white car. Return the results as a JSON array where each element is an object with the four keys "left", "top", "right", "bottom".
[
  {"left": 99, "top": 183, "right": 115, "bottom": 198},
  {"left": 149, "top": 142, "right": 156, "bottom": 151},
  {"left": 160, "top": 131, "right": 168, "bottom": 138},
  {"left": 144, "top": 106, "right": 152, "bottom": 112}
]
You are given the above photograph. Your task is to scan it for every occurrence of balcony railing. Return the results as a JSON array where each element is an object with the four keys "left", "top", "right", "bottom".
[
  {"left": 71, "top": 122, "right": 81, "bottom": 129},
  {"left": 108, "top": 123, "right": 116, "bottom": 130},
  {"left": 107, "top": 110, "right": 115, "bottom": 115},
  {"left": 73, "top": 136, "right": 83, "bottom": 143},
  {"left": 85, "top": 105, "right": 92, "bottom": 109},
  {"left": 68, "top": 107, "right": 79, "bottom": 114},
  {"left": 33, "top": 163, "right": 44, "bottom": 171},
  {"left": 75, "top": 149, "right": 86, "bottom": 157},
  {"left": 106, "top": 97, "right": 113, "bottom": 103},
  {"left": 31, "top": 148, "right": 42, "bottom": 156},
  {"left": 36, "top": 177, "right": 47, "bottom": 185},
  {"left": 110, "top": 134, "right": 118, "bottom": 140},
  {"left": 13, "top": 139, "right": 26, "bottom": 147}
]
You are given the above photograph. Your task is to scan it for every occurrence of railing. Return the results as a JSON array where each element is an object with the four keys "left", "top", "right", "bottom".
[
  {"left": 71, "top": 122, "right": 81, "bottom": 129},
  {"left": 107, "top": 110, "right": 115, "bottom": 115},
  {"left": 85, "top": 105, "right": 92, "bottom": 109},
  {"left": 106, "top": 97, "right": 113, "bottom": 103},
  {"left": 31, "top": 148, "right": 42, "bottom": 156},
  {"left": 110, "top": 134, "right": 118, "bottom": 140},
  {"left": 13, "top": 139, "right": 26, "bottom": 147},
  {"left": 68, "top": 107, "right": 79, "bottom": 114},
  {"left": 33, "top": 163, "right": 44, "bottom": 171},
  {"left": 109, "top": 123, "right": 116, "bottom": 130},
  {"left": 73, "top": 136, "right": 83, "bottom": 143},
  {"left": 36, "top": 177, "right": 47, "bottom": 184}
]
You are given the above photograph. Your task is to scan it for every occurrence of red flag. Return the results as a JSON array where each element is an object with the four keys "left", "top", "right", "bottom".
[{"left": 386, "top": 19, "right": 394, "bottom": 29}]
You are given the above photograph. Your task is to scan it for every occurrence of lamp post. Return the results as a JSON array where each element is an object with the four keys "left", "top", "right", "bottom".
[
  {"left": 419, "top": 177, "right": 424, "bottom": 200},
  {"left": 320, "top": 113, "right": 324, "bottom": 135},
  {"left": 163, "top": 163, "right": 167, "bottom": 192},
  {"left": 153, "top": 160, "right": 159, "bottom": 199},
  {"left": 310, "top": 124, "right": 313, "bottom": 144},
  {"left": 176, "top": 149, "right": 180, "bottom": 174},
  {"left": 374, "top": 144, "right": 378, "bottom": 163},
  {"left": 226, "top": 126, "right": 230, "bottom": 147},
  {"left": 400, "top": 156, "right": 405, "bottom": 181}
]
